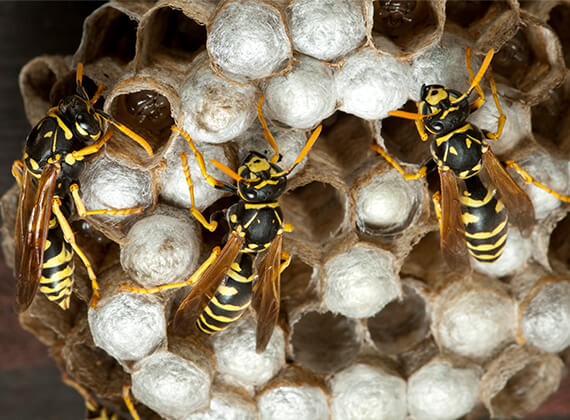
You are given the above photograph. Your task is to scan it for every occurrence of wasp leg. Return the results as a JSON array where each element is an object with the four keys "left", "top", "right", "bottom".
[
  {"left": 11, "top": 160, "right": 24, "bottom": 188},
  {"left": 432, "top": 191, "right": 443, "bottom": 231},
  {"left": 283, "top": 223, "right": 293, "bottom": 233},
  {"left": 465, "top": 47, "right": 486, "bottom": 111},
  {"left": 180, "top": 153, "right": 218, "bottom": 232},
  {"left": 172, "top": 125, "right": 227, "bottom": 189},
  {"left": 280, "top": 251, "right": 291, "bottom": 274},
  {"left": 413, "top": 108, "right": 429, "bottom": 141},
  {"left": 371, "top": 144, "right": 428, "bottom": 180},
  {"left": 69, "top": 184, "right": 143, "bottom": 217},
  {"left": 505, "top": 160, "right": 570, "bottom": 202},
  {"left": 121, "top": 246, "right": 221, "bottom": 294},
  {"left": 122, "top": 385, "right": 141, "bottom": 420},
  {"left": 257, "top": 95, "right": 280, "bottom": 163},
  {"left": 483, "top": 70, "right": 506, "bottom": 141},
  {"left": 52, "top": 197, "right": 100, "bottom": 307},
  {"left": 61, "top": 374, "right": 99, "bottom": 414},
  {"left": 71, "top": 129, "right": 114, "bottom": 159}
]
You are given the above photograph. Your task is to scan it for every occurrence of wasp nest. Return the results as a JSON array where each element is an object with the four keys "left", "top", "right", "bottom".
[{"left": 5, "top": 0, "right": 570, "bottom": 419}]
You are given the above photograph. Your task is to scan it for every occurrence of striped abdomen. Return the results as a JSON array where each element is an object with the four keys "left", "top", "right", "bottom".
[
  {"left": 40, "top": 217, "right": 74, "bottom": 309},
  {"left": 460, "top": 176, "right": 508, "bottom": 263},
  {"left": 197, "top": 253, "right": 254, "bottom": 334}
]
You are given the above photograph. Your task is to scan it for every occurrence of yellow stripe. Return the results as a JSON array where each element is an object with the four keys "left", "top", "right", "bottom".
[
  {"left": 243, "top": 213, "right": 258, "bottom": 229},
  {"left": 467, "top": 233, "right": 507, "bottom": 251},
  {"left": 43, "top": 245, "right": 73, "bottom": 268},
  {"left": 48, "top": 111, "right": 73, "bottom": 140},
  {"left": 43, "top": 130, "right": 53, "bottom": 138},
  {"left": 436, "top": 124, "right": 471, "bottom": 147},
  {"left": 40, "top": 265, "right": 74, "bottom": 282},
  {"left": 469, "top": 246, "right": 505, "bottom": 261},
  {"left": 495, "top": 201, "right": 504, "bottom": 213},
  {"left": 244, "top": 202, "right": 279, "bottom": 209},
  {"left": 440, "top": 106, "right": 459, "bottom": 119},
  {"left": 46, "top": 284, "right": 72, "bottom": 301},
  {"left": 40, "top": 277, "right": 73, "bottom": 293},
  {"left": 465, "top": 219, "right": 508, "bottom": 239},
  {"left": 198, "top": 314, "right": 224, "bottom": 331},
  {"left": 211, "top": 296, "right": 250, "bottom": 311},
  {"left": 218, "top": 286, "right": 238, "bottom": 296},
  {"left": 462, "top": 212, "right": 480, "bottom": 224},
  {"left": 460, "top": 188, "right": 494, "bottom": 207},
  {"left": 254, "top": 179, "right": 280, "bottom": 189},
  {"left": 449, "top": 146, "right": 458, "bottom": 155},
  {"left": 204, "top": 305, "right": 242, "bottom": 322}
]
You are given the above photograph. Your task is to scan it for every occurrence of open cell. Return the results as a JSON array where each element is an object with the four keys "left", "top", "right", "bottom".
[
  {"left": 280, "top": 257, "right": 316, "bottom": 312},
  {"left": 548, "top": 4, "right": 570, "bottom": 67},
  {"left": 290, "top": 311, "right": 360, "bottom": 374},
  {"left": 49, "top": 71, "right": 101, "bottom": 108},
  {"left": 139, "top": 7, "right": 207, "bottom": 67},
  {"left": 281, "top": 182, "right": 346, "bottom": 244},
  {"left": 368, "top": 285, "right": 430, "bottom": 354}
]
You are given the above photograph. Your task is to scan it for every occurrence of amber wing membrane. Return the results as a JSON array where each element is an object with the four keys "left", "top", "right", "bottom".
[
  {"left": 15, "top": 164, "right": 60, "bottom": 312},
  {"left": 253, "top": 233, "right": 282, "bottom": 353},
  {"left": 173, "top": 230, "right": 244, "bottom": 334},
  {"left": 439, "top": 168, "right": 471, "bottom": 273},
  {"left": 482, "top": 149, "right": 535, "bottom": 236}
]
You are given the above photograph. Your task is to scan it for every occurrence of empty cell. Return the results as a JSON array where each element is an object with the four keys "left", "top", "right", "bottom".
[
  {"left": 368, "top": 284, "right": 430, "bottom": 354},
  {"left": 138, "top": 6, "right": 207, "bottom": 67},
  {"left": 280, "top": 257, "right": 315, "bottom": 312},
  {"left": 446, "top": 0, "right": 493, "bottom": 27},
  {"left": 281, "top": 182, "right": 346, "bottom": 244},
  {"left": 548, "top": 4, "right": 570, "bottom": 67},
  {"left": 290, "top": 311, "right": 360, "bottom": 374}
]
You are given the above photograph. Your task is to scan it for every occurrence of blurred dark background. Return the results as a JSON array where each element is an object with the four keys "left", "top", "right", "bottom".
[{"left": 0, "top": 2, "right": 569, "bottom": 420}]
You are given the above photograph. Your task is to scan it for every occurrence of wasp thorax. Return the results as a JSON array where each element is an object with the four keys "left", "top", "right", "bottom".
[{"left": 237, "top": 152, "right": 287, "bottom": 203}]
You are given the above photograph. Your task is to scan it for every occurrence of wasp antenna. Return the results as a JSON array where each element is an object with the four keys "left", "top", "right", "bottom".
[
  {"left": 275, "top": 124, "right": 322, "bottom": 177},
  {"left": 97, "top": 111, "right": 154, "bottom": 157},
  {"left": 209, "top": 159, "right": 248, "bottom": 183},
  {"left": 257, "top": 95, "right": 280, "bottom": 164},
  {"left": 388, "top": 110, "right": 426, "bottom": 120},
  {"left": 452, "top": 48, "right": 495, "bottom": 104},
  {"left": 75, "top": 62, "right": 91, "bottom": 101}
]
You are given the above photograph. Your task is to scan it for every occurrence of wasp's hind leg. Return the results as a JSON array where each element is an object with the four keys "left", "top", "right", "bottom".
[
  {"left": 482, "top": 69, "right": 506, "bottom": 141},
  {"left": 505, "top": 160, "right": 570, "bottom": 203},
  {"left": 52, "top": 197, "right": 101, "bottom": 307},
  {"left": 121, "top": 246, "right": 221, "bottom": 294},
  {"left": 122, "top": 385, "right": 141, "bottom": 420},
  {"left": 69, "top": 183, "right": 143, "bottom": 217},
  {"left": 371, "top": 144, "right": 428, "bottom": 181}
]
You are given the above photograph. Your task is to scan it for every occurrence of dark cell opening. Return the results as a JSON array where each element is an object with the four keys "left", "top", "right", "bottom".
[
  {"left": 446, "top": 0, "right": 492, "bottom": 27},
  {"left": 548, "top": 4, "right": 570, "bottom": 67}
]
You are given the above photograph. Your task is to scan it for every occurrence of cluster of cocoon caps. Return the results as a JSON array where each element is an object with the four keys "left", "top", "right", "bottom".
[
  {"left": 329, "top": 363, "right": 407, "bottom": 420},
  {"left": 120, "top": 209, "right": 201, "bottom": 288},
  {"left": 9, "top": 1, "right": 570, "bottom": 419},
  {"left": 324, "top": 245, "right": 400, "bottom": 318}
]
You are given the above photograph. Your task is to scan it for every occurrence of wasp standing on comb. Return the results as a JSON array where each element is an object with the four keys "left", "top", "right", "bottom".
[
  {"left": 12, "top": 63, "right": 154, "bottom": 312},
  {"left": 123, "top": 96, "right": 322, "bottom": 353},
  {"left": 373, "top": 48, "right": 570, "bottom": 271}
]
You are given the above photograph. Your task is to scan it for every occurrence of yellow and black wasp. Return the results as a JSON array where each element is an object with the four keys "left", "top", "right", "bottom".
[
  {"left": 62, "top": 375, "right": 140, "bottom": 420},
  {"left": 123, "top": 97, "right": 321, "bottom": 352},
  {"left": 13, "top": 63, "right": 153, "bottom": 312},
  {"left": 373, "top": 48, "right": 570, "bottom": 271}
]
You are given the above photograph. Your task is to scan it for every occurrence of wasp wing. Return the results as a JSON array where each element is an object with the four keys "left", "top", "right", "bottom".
[
  {"left": 15, "top": 163, "right": 60, "bottom": 312},
  {"left": 439, "top": 168, "right": 470, "bottom": 273},
  {"left": 482, "top": 149, "right": 535, "bottom": 236},
  {"left": 252, "top": 233, "right": 282, "bottom": 353},
  {"left": 173, "top": 230, "right": 244, "bottom": 334}
]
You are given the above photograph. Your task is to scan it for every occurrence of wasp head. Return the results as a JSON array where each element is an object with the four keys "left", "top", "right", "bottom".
[
  {"left": 419, "top": 84, "right": 470, "bottom": 135},
  {"left": 237, "top": 152, "right": 287, "bottom": 203},
  {"left": 58, "top": 95, "right": 104, "bottom": 142}
]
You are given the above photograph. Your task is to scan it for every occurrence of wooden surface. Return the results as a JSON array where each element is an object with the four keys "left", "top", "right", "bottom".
[{"left": 0, "top": 2, "right": 569, "bottom": 420}]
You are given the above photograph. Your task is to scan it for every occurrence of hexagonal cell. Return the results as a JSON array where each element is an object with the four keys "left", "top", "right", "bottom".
[
  {"left": 77, "top": 5, "right": 138, "bottom": 65},
  {"left": 108, "top": 89, "right": 174, "bottom": 153},
  {"left": 258, "top": 384, "right": 329, "bottom": 420},
  {"left": 531, "top": 74, "right": 570, "bottom": 160},
  {"left": 549, "top": 213, "right": 570, "bottom": 270},
  {"left": 380, "top": 101, "right": 430, "bottom": 165},
  {"left": 281, "top": 181, "right": 347, "bottom": 244},
  {"left": 372, "top": 0, "right": 443, "bottom": 57},
  {"left": 368, "top": 284, "right": 430, "bottom": 355},
  {"left": 48, "top": 71, "right": 101, "bottom": 108},
  {"left": 137, "top": 6, "right": 207, "bottom": 68},
  {"left": 290, "top": 311, "right": 360, "bottom": 374},
  {"left": 481, "top": 345, "right": 565, "bottom": 418},
  {"left": 548, "top": 3, "right": 570, "bottom": 67},
  {"left": 446, "top": 0, "right": 496, "bottom": 28},
  {"left": 280, "top": 257, "right": 316, "bottom": 313},
  {"left": 493, "top": 12, "right": 565, "bottom": 105}
]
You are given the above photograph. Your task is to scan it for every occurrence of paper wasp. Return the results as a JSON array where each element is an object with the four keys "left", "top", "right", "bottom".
[
  {"left": 373, "top": 48, "right": 570, "bottom": 271},
  {"left": 123, "top": 97, "right": 321, "bottom": 352},
  {"left": 62, "top": 375, "right": 140, "bottom": 420},
  {"left": 13, "top": 63, "right": 153, "bottom": 312}
]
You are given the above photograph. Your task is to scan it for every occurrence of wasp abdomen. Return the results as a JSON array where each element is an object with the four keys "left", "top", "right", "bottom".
[
  {"left": 197, "top": 253, "right": 254, "bottom": 334},
  {"left": 39, "top": 217, "right": 74, "bottom": 310},
  {"left": 460, "top": 176, "right": 508, "bottom": 263}
]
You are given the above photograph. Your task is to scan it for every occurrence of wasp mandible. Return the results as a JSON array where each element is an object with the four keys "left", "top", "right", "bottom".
[
  {"left": 123, "top": 97, "right": 321, "bottom": 352},
  {"left": 13, "top": 63, "right": 153, "bottom": 311},
  {"left": 374, "top": 48, "right": 570, "bottom": 271}
]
